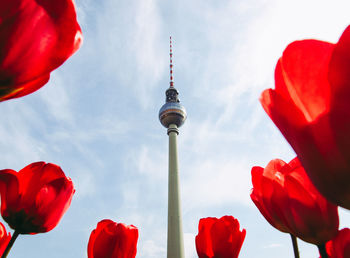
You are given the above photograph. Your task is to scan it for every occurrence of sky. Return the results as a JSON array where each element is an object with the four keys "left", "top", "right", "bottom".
[{"left": 1, "top": 0, "right": 350, "bottom": 257}]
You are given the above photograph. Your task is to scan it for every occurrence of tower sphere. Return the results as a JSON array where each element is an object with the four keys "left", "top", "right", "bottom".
[{"left": 159, "top": 101, "right": 187, "bottom": 128}]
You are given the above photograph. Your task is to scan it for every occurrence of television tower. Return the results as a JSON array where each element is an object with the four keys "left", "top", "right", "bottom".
[{"left": 159, "top": 37, "right": 187, "bottom": 258}]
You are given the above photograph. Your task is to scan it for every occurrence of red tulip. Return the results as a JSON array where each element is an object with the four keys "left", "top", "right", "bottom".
[
  {"left": 0, "top": 162, "right": 75, "bottom": 234},
  {"left": 250, "top": 157, "right": 339, "bottom": 245},
  {"left": 324, "top": 228, "right": 350, "bottom": 258},
  {"left": 0, "top": 0, "right": 82, "bottom": 101},
  {"left": 260, "top": 25, "right": 350, "bottom": 209},
  {"left": 195, "top": 216, "right": 246, "bottom": 258},
  {"left": 0, "top": 222, "right": 11, "bottom": 256},
  {"left": 88, "top": 219, "right": 139, "bottom": 258}
]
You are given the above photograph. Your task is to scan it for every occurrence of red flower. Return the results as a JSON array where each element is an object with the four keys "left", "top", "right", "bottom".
[
  {"left": 251, "top": 157, "right": 339, "bottom": 245},
  {"left": 195, "top": 216, "right": 246, "bottom": 258},
  {"left": 0, "top": 0, "right": 82, "bottom": 101},
  {"left": 324, "top": 228, "right": 350, "bottom": 258},
  {"left": 0, "top": 162, "right": 75, "bottom": 234},
  {"left": 260, "top": 26, "right": 350, "bottom": 209},
  {"left": 88, "top": 219, "right": 139, "bottom": 258},
  {"left": 0, "top": 222, "right": 11, "bottom": 256}
]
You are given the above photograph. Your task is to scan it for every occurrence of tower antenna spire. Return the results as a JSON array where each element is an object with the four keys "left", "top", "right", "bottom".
[{"left": 170, "top": 36, "right": 174, "bottom": 88}]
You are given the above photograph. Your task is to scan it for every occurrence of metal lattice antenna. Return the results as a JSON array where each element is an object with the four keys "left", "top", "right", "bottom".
[{"left": 170, "top": 36, "right": 174, "bottom": 88}]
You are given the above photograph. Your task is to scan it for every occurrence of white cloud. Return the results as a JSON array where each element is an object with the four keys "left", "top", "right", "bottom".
[
  {"left": 38, "top": 76, "right": 74, "bottom": 125},
  {"left": 339, "top": 207, "right": 350, "bottom": 228},
  {"left": 184, "top": 233, "right": 197, "bottom": 258},
  {"left": 138, "top": 240, "right": 166, "bottom": 258},
  {"left": 263, "top": 243, "right": 283, "bottom": 249},
  {"left": 137, "top": 145, "right": 167, "bottom": 178},
  {"left": 182, "top": 158, "right": 253, "bottom": 210},
  {"left": 71, "top": 167, "right": 96, "bottom": 199}
]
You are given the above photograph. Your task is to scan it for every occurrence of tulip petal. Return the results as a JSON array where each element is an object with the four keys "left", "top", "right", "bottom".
[
  {"left": 0, "top": 0, "right": 82, "bottom": 100},
  {"left": 88, "top": 220, "right": 139, "bottom": 258},
  {"left": 0, "top": 222, "right": 11, "bottom": 256},
  {"left": 19, "top": 162, "right": 67, "bottom": 205},
  {"left": 196, "top": 218, "right": 216, "bottom": 258},
  {"left": 328, "top": 25, "right": 350, "bottom": 104},
  {"left": 33, "top": 177, "right": 74, "bottom": 233},
  {"left": 282, "top": 173, "right": 338, "bottom": 244},
  {"left": 278, "top": 40, "right": 334, "bottom": 122},
  {"left": 251, "top": 157, "right": 339, "bottom": 244},
  {"left": 0, "top": 73, "right": 50, "bottom": 101},
  {"left": 87, "top": 220, "right": 115, "bottom": 258},
  {"left": 196, "top": 216, "right": 246, "bottom": 258},
  {"left": 92, "top": 225, "right": 118, "bottom": 258},
  {"left": 0, "top": 162, "right": 74, "bottom": 234},
  {"left": 251, "top": 164, "right": 290, "bottom": 233},
  {"left": 0, "top": 169, "right": 20, "bottom": 216},
  {"left": 260, "top": 87, "right": 308, "bottom": 150},
  {"left": 325, "top": 228, "right": 350, "bottom": 258},
  {"left": 112, "top": 223, "right": 138, "bottom": 258},
  {"left": 211, "top": 216, "right": 246, "bottom": 258}
]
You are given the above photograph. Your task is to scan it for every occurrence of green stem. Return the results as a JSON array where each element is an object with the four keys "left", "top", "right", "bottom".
[
  {"left": 318, "top": 243, "right": 328, "bottom": 258},
  {"left": 290, "top": 234, "right": 300, "bottom": 258},
  {"left": 2, "top": 230, "right": 19, "bottom": 258}
]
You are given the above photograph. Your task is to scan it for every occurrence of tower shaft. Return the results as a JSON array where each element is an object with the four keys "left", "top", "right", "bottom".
[
  {"left": 159, "top": 37, "right": 187, "bottom": 258},
  {"left": 167, "top": 124, "right": 185, "bottom": 258}
]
